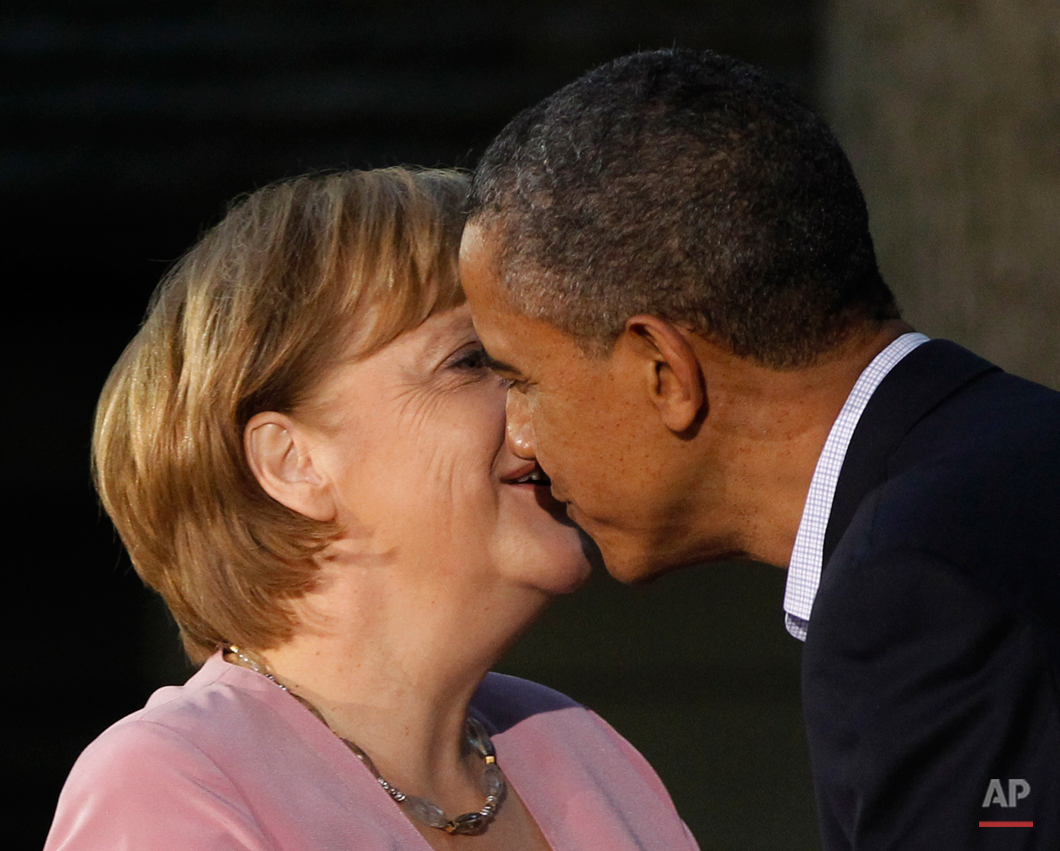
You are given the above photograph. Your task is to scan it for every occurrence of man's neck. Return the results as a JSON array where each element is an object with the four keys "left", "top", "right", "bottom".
[{"left": 685, "top": 320, "right": 912, "bottom": 568}]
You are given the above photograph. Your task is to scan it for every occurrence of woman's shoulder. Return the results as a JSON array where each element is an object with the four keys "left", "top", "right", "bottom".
[
  {"left": 472, "top": 671, "right": 582, "bottom": 724},
  {"left": 55, "top": 653, "right": 320, "bottom": 809},
  {"left": 473, "top": 672, "right": 675, "bottom": 795},
  {"left": 472, "top": 672, "right": 627, "bottom": 752},
  {"left": 90, "top": 653, "right": 286, "bottom": 746},
  {"left": 54, "top": 656, "right": 279, "bottom": 795},
  {"left": 44, "top": 656, "right": 336, "bottom": 851},
  {"left": 45, "top": 689, "right": 259, "bottom": 850},
  {"left": 472, "top": 673, "right": 699, "bottom": 850}
]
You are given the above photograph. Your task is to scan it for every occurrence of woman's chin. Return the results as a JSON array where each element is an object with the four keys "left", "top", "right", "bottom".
[
  {"left": 490, "top": 530, "right": 591, "bottom": 598},
  {"left": 544, "top": 558, "right": 593, "bottom": 596},
  {"left": 542, "top": 501, "right": 600, "bottom": 595},
  {"left": 489, "top": 483, "right": 596, "bottom": 595},
  {"left": 534, "top": 530, "right": 596, "bottom": 597},
  {"left": 545, "top": 531, "right": 598, "bottom": 595}
]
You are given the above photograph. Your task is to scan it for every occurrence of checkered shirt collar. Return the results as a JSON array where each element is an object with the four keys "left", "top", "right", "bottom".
[{"left": 783, "top": 332, "right": 930, "bottom": 641}]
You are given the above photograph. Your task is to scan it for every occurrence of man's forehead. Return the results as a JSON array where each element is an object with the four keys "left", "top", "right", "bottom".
[
  {"left": 460, "top": 226, "right": 509, "bottom": 311},
  {"left": 480, "top": 303, "right": 591, "bottom": 382},
  {"left": 459, "top": 222, "right": 501, "bottom": 280},
  {"left": 472, "top": 296, "right": 543, "bottom": 360},
  {"left": 459, "top": 221, "right": 591, "bottom": 370},
  {"left": 460, "top": 225, "right": 522, "bottom": 326},
  {"left": 458, "top": 219, "right": 491, "bottom": 256}
]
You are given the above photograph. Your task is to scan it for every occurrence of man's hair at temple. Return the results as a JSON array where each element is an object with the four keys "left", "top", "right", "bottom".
[{"left": 467, "top": 48, "right": 900, "bottom": 368}]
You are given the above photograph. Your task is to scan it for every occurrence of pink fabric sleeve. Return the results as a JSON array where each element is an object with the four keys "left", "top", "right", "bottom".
[{"left": 44, "top": 718, "right": 277, "bottom": 851}]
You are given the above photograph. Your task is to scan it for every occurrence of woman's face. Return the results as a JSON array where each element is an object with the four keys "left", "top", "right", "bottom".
[{"left": 302, "top": 304, "right": 592, "bottom": 597}]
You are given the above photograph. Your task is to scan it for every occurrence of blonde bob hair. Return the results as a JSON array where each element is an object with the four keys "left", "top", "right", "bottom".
[{"left": 93, "top": 168, "right": 469, "bottom": 664}]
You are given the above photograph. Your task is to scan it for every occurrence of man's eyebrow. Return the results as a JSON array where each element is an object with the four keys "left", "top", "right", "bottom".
[{"left": 482, "top": 353, "right": 523, "bottom": 376}]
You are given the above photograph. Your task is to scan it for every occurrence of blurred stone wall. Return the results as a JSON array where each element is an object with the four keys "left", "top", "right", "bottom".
[{"left": 822, "top": 0, "right": 1060, "bottom": 388}]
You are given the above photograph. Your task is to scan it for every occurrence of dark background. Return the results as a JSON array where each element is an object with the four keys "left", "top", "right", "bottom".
[{"left": 9, "top": 3, "right": 821, "bottom": 849}]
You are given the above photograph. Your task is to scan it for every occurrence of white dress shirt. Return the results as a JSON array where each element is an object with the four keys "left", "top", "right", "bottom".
[{"left": 783, "top": 332, "right": 930, "bottom": 641}]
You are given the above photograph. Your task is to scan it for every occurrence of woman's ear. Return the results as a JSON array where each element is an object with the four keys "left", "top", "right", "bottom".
[
  {"left": 619, "top": 315, "right": 706, "bottom": 435},
  {"left": 244, "top": 412, "right": 335, "bottom": 522}
]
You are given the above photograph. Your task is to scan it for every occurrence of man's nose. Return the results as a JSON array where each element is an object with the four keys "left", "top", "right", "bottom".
[{"left": 505, "top": 391, "right": 537, "bottom": 459}]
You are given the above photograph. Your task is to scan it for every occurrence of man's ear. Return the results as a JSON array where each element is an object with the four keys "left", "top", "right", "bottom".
[
  {"left": 244, "top": 412, "right": 335, "bottom": 522},
  {"left": 618, "top": 315, "right": 706, "bottom": 434}
]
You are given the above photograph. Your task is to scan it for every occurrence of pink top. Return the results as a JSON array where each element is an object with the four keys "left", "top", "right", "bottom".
[{"left": 45, "top": 653, "right": 698, "bottom": 850}]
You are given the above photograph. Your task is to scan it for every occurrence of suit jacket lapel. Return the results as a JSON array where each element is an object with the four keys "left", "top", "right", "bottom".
[{"left": 822, "top": 340, "right": 999, "bottom": 566}]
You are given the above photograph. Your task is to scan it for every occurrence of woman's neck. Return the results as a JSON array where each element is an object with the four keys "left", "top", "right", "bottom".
[{"left": 246, "top": 559, "right": 549, "bottom": 811}]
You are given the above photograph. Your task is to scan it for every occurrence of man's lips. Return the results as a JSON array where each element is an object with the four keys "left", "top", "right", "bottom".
[
  {"left": 500, "top": 461, "right": 552, "bottom": 487},
  {"left": 500, "top": 461, "right": 572, "bottom": 517}
]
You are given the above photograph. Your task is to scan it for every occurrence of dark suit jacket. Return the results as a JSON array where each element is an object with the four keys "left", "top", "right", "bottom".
[{"left": 803, "top": 340, "right": 1060, "bottom": 850}]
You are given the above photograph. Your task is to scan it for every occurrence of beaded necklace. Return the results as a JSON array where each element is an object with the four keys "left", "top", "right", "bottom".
[{"left": 225, "top": 646, "right": 506, "bottom": 835}]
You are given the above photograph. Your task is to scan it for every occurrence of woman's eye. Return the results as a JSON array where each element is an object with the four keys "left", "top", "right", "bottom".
[
  {"left": 450, "top": 345, "right": 488, "bottom": 371},
  {"left": 446, "top": 344, "right": 521, "bottom": 390}
]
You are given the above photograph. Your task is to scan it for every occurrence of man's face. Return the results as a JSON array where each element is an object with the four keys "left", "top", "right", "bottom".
[{"left": 459, "top": 224, "right": 696, "bottom": 582}]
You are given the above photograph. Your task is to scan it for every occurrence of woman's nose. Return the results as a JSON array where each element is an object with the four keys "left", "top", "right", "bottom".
[{"left": 505, "top": 391, "right": 536, "bottom": 459}]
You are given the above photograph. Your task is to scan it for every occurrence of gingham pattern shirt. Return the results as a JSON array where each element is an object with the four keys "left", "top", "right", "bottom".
[{"left": 784, "top": 333, "right": 930, "bottom": 641}]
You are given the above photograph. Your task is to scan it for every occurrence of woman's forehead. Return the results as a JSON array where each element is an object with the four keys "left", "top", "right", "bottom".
[{"left": 333, "top": 306, "right": 476, "bottom": 384}]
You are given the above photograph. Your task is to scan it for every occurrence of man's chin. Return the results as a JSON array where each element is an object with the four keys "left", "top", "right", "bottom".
[
  {"left": 573, "top": 522, "right": 670, "bottom": 585},
  {"left": 559, "top": 503, "right": 669, "bottom": 583},
  {"left": 602, "top": 553, "right": 674, "bottom": 585}
]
